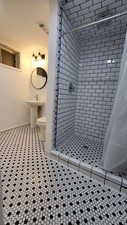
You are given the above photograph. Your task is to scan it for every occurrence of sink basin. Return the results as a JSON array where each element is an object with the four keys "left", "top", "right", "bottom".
[{"left": 25, "top": 100, "right": 44, "bottom": 106}]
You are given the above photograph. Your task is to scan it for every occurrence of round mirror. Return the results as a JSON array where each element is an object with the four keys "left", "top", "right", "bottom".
[{"left": 31, "top": 67, "right": 48, "bottom": 89}]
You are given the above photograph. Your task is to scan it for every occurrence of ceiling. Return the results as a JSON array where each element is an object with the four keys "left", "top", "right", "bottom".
[{"left": 0, "top": 0, "right": 49, "bottom": 52}]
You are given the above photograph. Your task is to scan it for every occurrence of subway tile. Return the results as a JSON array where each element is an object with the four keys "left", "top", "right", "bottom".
[
  {"left": 106, "top": 172, "right": 122, "bottom": 185},
  {"left": 121, "top": 187, "right": 127, "bottom": 195},
  {"left": 92, "top": 173, "right": 105, "bottom": 184},
  {"left": 92, "top": 166, "right": 106, "bottom": 178},
  {"left": 105, "top": 180, "right": 120, "bottom": 192},
  {"left": 122, "top": 178, "right": 127, "bottom": 188}
]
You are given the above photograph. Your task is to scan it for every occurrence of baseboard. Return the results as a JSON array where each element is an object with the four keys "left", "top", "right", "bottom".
[{"left": 0, "top": 123, "right": 30, "bottom": 132}]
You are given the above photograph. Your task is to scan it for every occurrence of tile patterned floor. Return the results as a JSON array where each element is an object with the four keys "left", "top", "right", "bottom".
[
  {"left": 57, "top": 135, "right": 104, "bottom": 167},
  {"left": 0, "top": 126, "right": 127, "bottom": 225}
]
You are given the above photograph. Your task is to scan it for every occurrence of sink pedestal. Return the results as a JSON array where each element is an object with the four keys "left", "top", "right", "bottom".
[
  {"left": 25, "top": 100, "right": 45, "bottom": 128},
  {"left": 30, "top": 105, "right": 38, "bottom": 128}
]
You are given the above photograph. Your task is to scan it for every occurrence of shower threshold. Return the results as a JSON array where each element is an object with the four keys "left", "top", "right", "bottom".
[{"left": 50, "top": 135, "right": 127, "bottom": 195}]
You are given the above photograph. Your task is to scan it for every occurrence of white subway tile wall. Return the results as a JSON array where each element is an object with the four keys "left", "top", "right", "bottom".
[
  {"left": 75, "top": 32, "right": 125, "bottom": 142},
  {"left": 55, "top": 0, "right": 127, "bottom": 144},
  {"left": 55, "top": 9, "right": 80, "bottom": 146}
]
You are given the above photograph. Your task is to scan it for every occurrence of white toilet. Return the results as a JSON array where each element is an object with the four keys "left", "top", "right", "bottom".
[{"left": 36, "top": 117, "right": 47, "bottom": 141}]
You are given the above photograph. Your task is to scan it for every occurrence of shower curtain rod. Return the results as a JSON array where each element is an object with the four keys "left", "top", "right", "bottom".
[{"left": 62, "top": 11, "right": 127, "bottom": 36}]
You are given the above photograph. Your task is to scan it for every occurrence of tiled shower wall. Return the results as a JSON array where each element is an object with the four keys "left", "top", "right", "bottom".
[
  {"left": 75, "top": 32, "right": 126, "bottom": 142},
  {"left": 55, "top": 0, "right": 127, "bottom": 147},
  {"left": 55, "top": 10, "right": 80, "bottom": 146}
]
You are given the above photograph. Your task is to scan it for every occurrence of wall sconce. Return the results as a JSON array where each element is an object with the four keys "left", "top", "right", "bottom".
[{"left": 32, "top": 52, "right": 45, "bottom": 67}]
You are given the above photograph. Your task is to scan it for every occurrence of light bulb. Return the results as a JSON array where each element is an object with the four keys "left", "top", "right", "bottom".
[
  {"left": 32, "top": 53, "right": 35, "bottom": 62},
  {"left": 37, "top": 52, "right": 42, "bottom": 60}
]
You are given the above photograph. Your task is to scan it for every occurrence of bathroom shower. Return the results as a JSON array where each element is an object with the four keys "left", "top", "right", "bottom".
[{"left": 53, "top": 0, "right": 127, "bottom": 175}]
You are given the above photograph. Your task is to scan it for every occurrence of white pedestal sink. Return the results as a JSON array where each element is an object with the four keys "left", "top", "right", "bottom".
[{"left": 25, "top": 100, "right": 45, "bottom": 128}]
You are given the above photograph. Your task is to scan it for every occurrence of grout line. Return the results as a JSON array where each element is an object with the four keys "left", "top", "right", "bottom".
[
  {"left": 90, "top": 166, "right": 93, "bottom": 178},
  {"left": 120, "top": 176, "right": 123, "bottom": 192},
  {"left": 104, "top": 171, "right": 107, "bottom": 185}
]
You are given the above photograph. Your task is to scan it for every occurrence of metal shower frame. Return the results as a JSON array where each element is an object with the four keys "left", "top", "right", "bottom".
[{"left": 62, "top": 11, "right": 127, "bottom": 36}]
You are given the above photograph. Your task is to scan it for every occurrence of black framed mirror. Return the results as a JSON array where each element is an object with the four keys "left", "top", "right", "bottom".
[{"left": 31, "top": 67, "right": 48, "bottom": 89}]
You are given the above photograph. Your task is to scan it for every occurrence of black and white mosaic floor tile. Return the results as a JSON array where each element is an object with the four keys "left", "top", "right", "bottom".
[
  {"left": 1, "top": 126, "right": 127, "bottom": 225},
  {"left": 57, "top": 135, "right": 103, "bottom": 167}
]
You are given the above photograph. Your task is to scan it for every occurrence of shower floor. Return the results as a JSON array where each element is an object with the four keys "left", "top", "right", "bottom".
[{"left": 56, "top": 135, "right": 104, "bottom": 168}]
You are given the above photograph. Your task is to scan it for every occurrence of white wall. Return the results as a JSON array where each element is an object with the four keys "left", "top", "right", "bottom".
[
  {"left": 0, "top": 59, "right": 30, "bottom": 131},
  {"left": 0, "top": 0, "right": 49, "bottom": 131},
  {"left": 0, "top": 44, "right": 48, "bottom": 131},
  {"left": 46, "top": 0, "right": 58, "bottom": 153}
]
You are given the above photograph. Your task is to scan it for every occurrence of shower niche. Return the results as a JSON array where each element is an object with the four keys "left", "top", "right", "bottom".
[{"left": 51, "top": 0, "right": 127, "bottom": 191}]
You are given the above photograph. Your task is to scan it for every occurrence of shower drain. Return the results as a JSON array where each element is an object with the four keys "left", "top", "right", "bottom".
[{"left": 83, "top": 145, "right": 89, "bottom": 149}]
